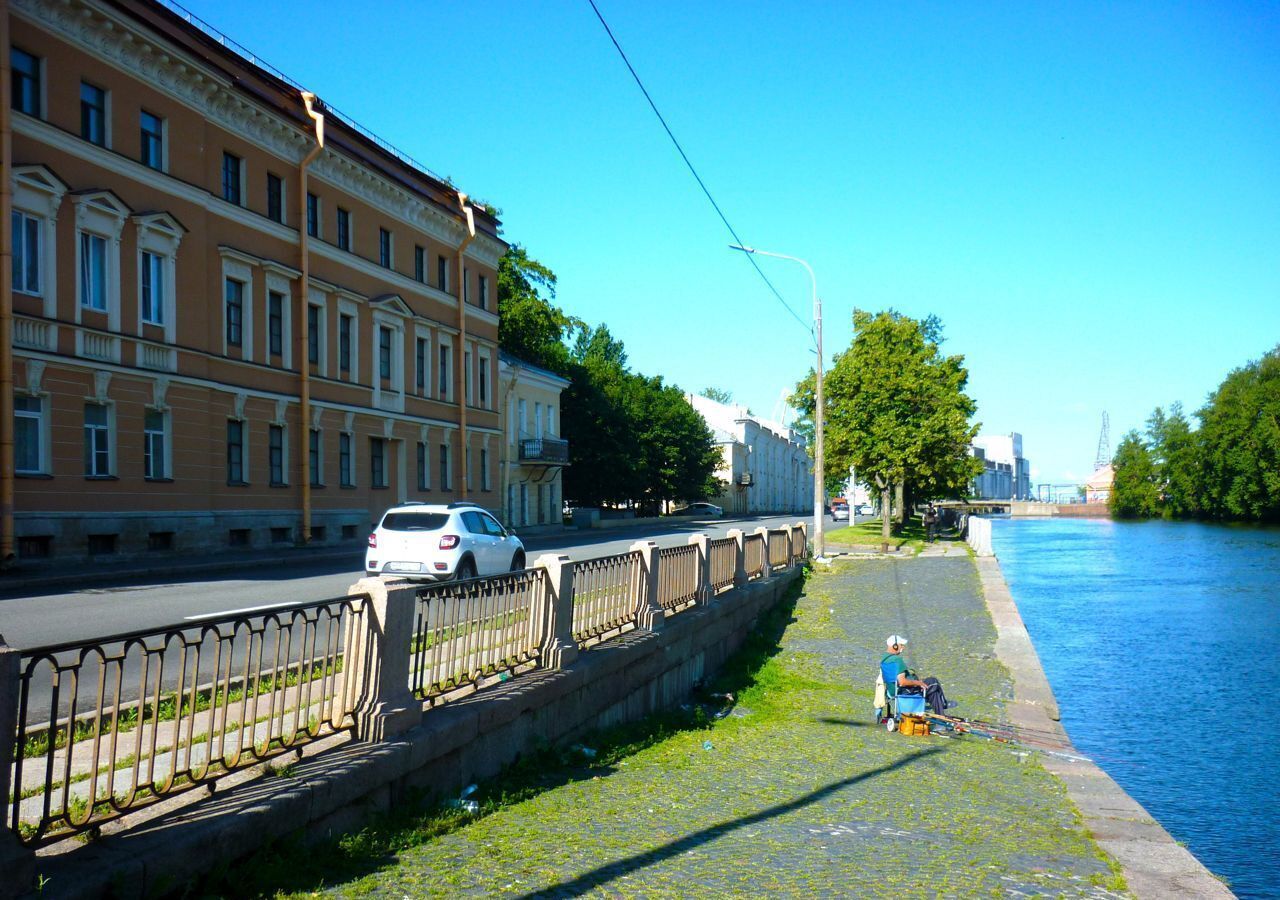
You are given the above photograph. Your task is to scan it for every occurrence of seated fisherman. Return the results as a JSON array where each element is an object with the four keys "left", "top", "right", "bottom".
[{"left": 882, "top": 634, "right": 953, "bottom": 715}]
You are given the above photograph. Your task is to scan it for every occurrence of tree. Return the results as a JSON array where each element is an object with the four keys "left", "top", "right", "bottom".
[
  {"left": 699, "top": 387, "right": 733, "bottom": 405},
  {"left": 1110, "top": 430, "right": 1160, "bottom": 518},
  {"left": 792, "top": 310, "right": 982, "bottom": 551},
  {"left": 1196, "top": 346, "right": 1280, "bottom": 522},
  {"left": 496, "top": 244, "right": 577, "bottom": 373},
  {"left": 1146, "top": 403, "right": 1201, "bottom": 518}
]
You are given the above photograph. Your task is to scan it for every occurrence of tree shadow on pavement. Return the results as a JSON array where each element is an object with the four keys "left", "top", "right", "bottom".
[{"left": 517, "top": 746, "right": 945, "bottom": 899}]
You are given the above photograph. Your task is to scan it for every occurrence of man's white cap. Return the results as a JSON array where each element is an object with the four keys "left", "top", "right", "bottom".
[{"left": 886, "top": 634, "right": 908, "bottom": 648}]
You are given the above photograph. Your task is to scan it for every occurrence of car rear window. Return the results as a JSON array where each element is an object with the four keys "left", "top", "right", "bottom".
[{"left": 380, "top": 512, "right": 449, "bottom": 531}]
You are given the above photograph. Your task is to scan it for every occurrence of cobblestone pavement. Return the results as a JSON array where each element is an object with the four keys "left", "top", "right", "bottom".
[{"left": 320, "top": 557, "right": 1127, "bottom": 898}]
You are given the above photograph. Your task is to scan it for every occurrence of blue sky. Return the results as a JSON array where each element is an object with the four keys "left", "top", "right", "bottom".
[{"left": 182, "top": 1, "right": 1279, "bottom": 485}]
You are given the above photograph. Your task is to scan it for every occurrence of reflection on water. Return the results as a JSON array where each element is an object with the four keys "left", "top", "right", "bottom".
[{"left": 992, "top": 517, "right": 1280, "bottom": 900}]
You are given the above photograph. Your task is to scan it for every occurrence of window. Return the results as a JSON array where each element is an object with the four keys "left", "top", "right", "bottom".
[
  {"left": 268, "top": 291, "right": 284, "bottom": 356},
  {"left": 140, "top": 252, "right": 164, "bottom": 325},
  {"left": 463, "top": 267, "right": 469, "bottom": 303},
  {"left": 518, "top": 399, "right": 527, "bottom": 436},
  {"left": 308, "top": 305, "right": 320, "bottom": 364},
  {"left": 139, "top": 111, "right": 164, "bottom": 169},
  {"left": 80, "top": 82, "right": 106, "bottom": 145},
  {"left": 337, "top": 208, "right": 351, "bottom": 251},
  {"left": 339, "top": 432, "right": 354, "bottom": 487},
  {"left": 535, "top": 402, "right": 543, "bottom": 438},
  {"left": 15, "top": 396, "right": 42, "bottom": 474},
  {"left": 221, "top": 152, "right": 242, "bottom": 205},
  {"left": 439, "top": 442, "right": 450, "bottom": 490},
  {"left": 11, "top": 210, "right": 40, "bottom": 295},
  {"left": 478, "top": 275, "right": 488, "bottom": 310},
  {"left": 269, "top": 424, "right": 285, "bottom": 485},
  {"left": 79, "top": 233, "right": 107, "bottom": 311},
  {"left": 309, "top": 429, "right": 322, "bottom": 486},
  {"left": 84, "top": 404, "right": 110, "bottom": 477},
  {"left": 267, "top": 174, "right": 284, "bottom": 223},
  {"left": 415, "top": 338, "right": 427, "bottom": 392},
  {"left": 416, "top": 441, "right": 428, "bottom": 491},
  {"left": 437, "top": 255, "right": 448, "bottom": 291},
  {"left": 306, "top": 192, "right": 319, "bottom": 237},
  {"left": 227, "top": 420, "right": 245, "bottom": 483},
  {"left": 414, "top": 245, "right": 425, "bottom": 282},
  {"left": 379, "top": 228, "right": 392, "bottom": 268},
  {"left": 478, "top": 355, "right": 488, "bottom": 406},
  {"left": 11, "top": 48, "right": 39, "bottom": 117},
  {"left": 339, "top": 314, "right": 352, "bottom": 375},
  {"left": 480, "top": 448, "right": 490, "bottom": 491},
  {"left": 438, "top": 342, "right": 450, "bottom": 397},
  {"left": 370, "top": 438, "right": 387, "bottom": 488},
  {"left": 379, "top": 326, "right": 392, "bottom": 380},
  {"left": 464, "top": 350, "right": 472, "bottom": 403},
  {"left": 144, "top": 409, "right": 166, "bottom": 480},
  {"left": 225, "top": 278, "right": 244, "bottom": 347}
]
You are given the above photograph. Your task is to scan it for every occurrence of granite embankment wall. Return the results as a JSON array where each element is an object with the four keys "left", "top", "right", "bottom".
[{"left": 23, "top": 570, "right": 802, "bottom": 900}]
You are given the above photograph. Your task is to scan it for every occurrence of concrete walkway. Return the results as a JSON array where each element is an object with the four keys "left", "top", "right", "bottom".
[{"left": 309, "top": 556, "right": 1135, "bottom": 898}]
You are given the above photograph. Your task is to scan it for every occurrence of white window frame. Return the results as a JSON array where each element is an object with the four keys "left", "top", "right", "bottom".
[
  {"left": 80, "top": 80, "right": 110, "bottom": 148},
  {"left": 14, "top": 393, "right": 49, "bottom": 475},
  {"left": 518, "top": 398, "right": 528, "bottom": 438},
  {"left": 12, "top": 166, "right": 67, "bottom": 321},
  {"left": 143, "top": 406, "right": 170, "bottom": 480},
  {"left": 11, "top": 210, "right": 42, "bottom": 299},
  {"left": 438, "top": 337, "right": 453, "bottom": 401},
  {"left": 370, "top": 310, "right": 405, "bottom": 403},
  {"left": 83, "top": 402, "right": 114, "bottom": 478},
  {"left": 219, "top": 249, "right": 256, "bottom": 359},
  {"left": 464, "top": 344, "right": 473, "bottom": 405},
  {"left": 73, "top": 191, "right": 128, "bottom": 335},
  {"left": 263, "top": 266, "right": 294, "bottom": 369},
  {"left": 134, "top": 212, "right": 183, "bottom": 342},
  {"left": 478, "top": 349, "right": 491, "bottom": 409},
  {"left": 414, "top": 325, "right": 432, "bottom": 397},
  {"left": 221, "top": 151, "right": 246, "bottom": 207}
]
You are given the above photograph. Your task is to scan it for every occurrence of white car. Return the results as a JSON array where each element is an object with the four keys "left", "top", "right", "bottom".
[
  {"left": 679, "top": 502, "right": 724, "bottom": 518},
  {"left": 365, "top": 502, "right": 525, "bottom": 581}
]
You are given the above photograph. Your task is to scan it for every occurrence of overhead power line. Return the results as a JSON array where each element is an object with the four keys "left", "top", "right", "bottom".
[{"left": 585, "top": 0, "right": 813, "bottom": 337}]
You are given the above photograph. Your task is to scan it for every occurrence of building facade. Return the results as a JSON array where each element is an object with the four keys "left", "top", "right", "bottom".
[
  {"left": 685, "top": 393, "right": 812, "bottom": 515},
  {"left": 3, "top": 0, "right": 507, "bottom": 562},
  {"left": 498, "top": 352, "right": 568, "bottom": 531},
  {"left": 971, "top": 432, "right": 1032, "bottom": 500}
]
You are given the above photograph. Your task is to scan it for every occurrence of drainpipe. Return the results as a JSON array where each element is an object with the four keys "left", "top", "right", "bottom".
[
  {"left": 298, "top": 92, "right": 325, "bottom": 543},
  {"left": 453, "top": 192, "right": 475, "bottom": 498},
  {"left": 0, "top": 1, "right": 15, "bottom": 567}
]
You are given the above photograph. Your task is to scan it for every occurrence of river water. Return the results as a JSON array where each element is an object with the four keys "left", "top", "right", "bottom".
[{"left": 991, "top": 516, "right": 1280, "bottom": 900}]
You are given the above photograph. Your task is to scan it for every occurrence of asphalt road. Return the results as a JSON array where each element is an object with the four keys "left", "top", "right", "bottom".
[{"left": 0, "top": 513, "right": 830, "bottom": 651}]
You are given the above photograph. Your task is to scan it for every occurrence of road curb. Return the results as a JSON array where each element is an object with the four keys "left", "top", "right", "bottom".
[{"left": 975, "top": 555, "right": 1233, "bottom": 899}]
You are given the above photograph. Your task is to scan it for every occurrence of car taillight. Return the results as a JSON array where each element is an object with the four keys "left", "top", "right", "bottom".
[
  {"left": 439, "top": 534, "right": 459, "bottom": 550},
  {"left": 368, "top": 533, "right": 378, "bottom": 548}
]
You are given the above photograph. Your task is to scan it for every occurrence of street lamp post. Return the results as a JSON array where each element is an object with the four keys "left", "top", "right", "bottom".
[{"left": 729, "top": 244, "right": 825, "bottom": 559}]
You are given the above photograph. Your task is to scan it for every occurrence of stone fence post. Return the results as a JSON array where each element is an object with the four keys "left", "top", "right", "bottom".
[
  {"left": 728, "top": 528, "right": 747, "bottom": 587},
  {"left": 0, "top": 637, "right": 35, "bottom": 896},
  {"left": 630, "top": 541, "right": 666, "bottom": 631},
  {"left": 533, "top": 554, "right": 580, "bottom": 668},
  {"left": 347, "top": 579, "right": 422, "bottom": 742},
  {"left": 754, "top": 526, "right": 773, "bottom": 579},
  {"left": 688, "top": 533, "right": 711, "bottom": 605}
]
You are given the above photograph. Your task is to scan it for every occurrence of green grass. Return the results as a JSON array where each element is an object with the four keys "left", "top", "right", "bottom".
[{"left": 825, "top": 517, "right": 931, "bottom": 551}]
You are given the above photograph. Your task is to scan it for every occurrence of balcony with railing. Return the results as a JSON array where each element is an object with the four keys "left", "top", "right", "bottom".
[{"left": 518, "top": 436, "right": 569, "bottom": 465}]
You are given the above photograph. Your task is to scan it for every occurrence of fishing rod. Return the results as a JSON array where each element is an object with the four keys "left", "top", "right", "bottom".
[{"left": 924, "top": 712, "right": 1096, "bottom": 764}]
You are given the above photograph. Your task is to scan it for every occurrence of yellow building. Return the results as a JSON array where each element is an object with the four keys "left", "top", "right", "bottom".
[
  {"left": 498, "top": 352, "right": 568, "bottom": 531},
  {"left": 2, "top": 0, "right": 506, "bottom": 562}
]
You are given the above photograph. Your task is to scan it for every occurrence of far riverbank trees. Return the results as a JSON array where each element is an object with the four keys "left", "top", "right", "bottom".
[
  {"left": 1110, "top": 345, "right": 1280, "bottom": 523},
  {"left": 498, "top": 245, "right": 722, "bottom": 514},
  {"left": 791, "top": 310, "right": 982, "bottom": 550}
]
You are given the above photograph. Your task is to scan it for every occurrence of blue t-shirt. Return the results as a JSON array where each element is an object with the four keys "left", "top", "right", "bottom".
[{"left": 881, "top": 652, "right": 908, "bottom": 695}]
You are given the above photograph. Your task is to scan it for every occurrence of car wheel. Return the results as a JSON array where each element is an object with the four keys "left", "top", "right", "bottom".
[
  {"left": 510, "top": 551, "right": 526, "bottom": 572},
  {"left": 455, "top": 558, "right": 477, "bottom": 581}
]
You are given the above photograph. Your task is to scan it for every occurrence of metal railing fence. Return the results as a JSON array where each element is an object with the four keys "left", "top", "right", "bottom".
[
  {"left": 657, "top": 545, "right": 701, "bottom": 613},
  {"left": 768, "top": 529, "right": 790, "bottom": 568},
  {"left": 410, "top": 570, "right": 547, "bottom": 702},
  {"left": 745, "top": 534, "right": 766, "bottom": 580},
  {"left": 8, "top": 595, "right": 367, "bottom": 846},
  {"left": 571, "top": 552, "right": 644, "bottom": 645},
  {"left": 709, "top": 537, "right": 737, "bottom": 594}
]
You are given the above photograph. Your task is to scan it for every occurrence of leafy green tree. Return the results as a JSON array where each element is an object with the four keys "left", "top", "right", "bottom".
[
  {"left": 497, "top": 244, "right": 578, "bottom": 373},
  {"left": 792, "top": 310, "right": 982, "bottom": 550},
  {"left": 699, "top": 387, "right": 734, "bottom": 405},
  {"left": 1196, "top": 346, "right": 1280, "bottom": 522},
  {"left": 1146, "top": 403, "right": 1201, "bottom": 518},
  {"left": 1109, "top": 430, "right": 1161, "bottom": 518}
]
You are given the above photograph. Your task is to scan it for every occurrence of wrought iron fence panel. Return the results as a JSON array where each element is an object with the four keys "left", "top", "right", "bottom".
[
  {"left": 8, "top": 595, "right": 367, "bottom": 847},
  {"left": 411, "top": 569, "right": 546, "bottom": 701},
  {"left": 571, "top": 551, "right": 643, "bottom": 645},
  {"left": 745, "top": 534, "right": 766, "bottom": 580},
  {"left": 657, "top": 545, "right": 700, "bottom": 613},
  {"left": 709, "top": 537, "right": 737, "bottom": 593},
  {"left": 768, "top": 529, "right": 790, "bottom": 568}
]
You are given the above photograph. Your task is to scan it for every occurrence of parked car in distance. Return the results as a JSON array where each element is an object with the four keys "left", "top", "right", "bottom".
[
  {"left": 677, "top": 502, "right": 724, "bottom": 518},
  {"left": 831, "top": 504, "right": 850, "bottom": 522},
  {"left": 365, "top": 501, "right": 524, "bottom": 581}
]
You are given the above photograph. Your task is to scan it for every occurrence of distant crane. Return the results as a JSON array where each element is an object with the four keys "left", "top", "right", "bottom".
[{"left": 1095, "top": 411, "right": 1111, "bottom": 470}]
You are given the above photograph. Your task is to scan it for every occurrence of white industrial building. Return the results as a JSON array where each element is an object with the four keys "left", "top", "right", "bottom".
[
  {"left": 971, "top": 433, "right": 1033, "bottom": 500},
  {"left": 685, "top": 394, "right": 814, "bottom": 515}
]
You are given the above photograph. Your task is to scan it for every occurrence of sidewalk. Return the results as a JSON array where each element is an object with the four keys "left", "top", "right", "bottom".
[{"left": 303, "top": 556, "right": 1132, "bottom": 898}]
